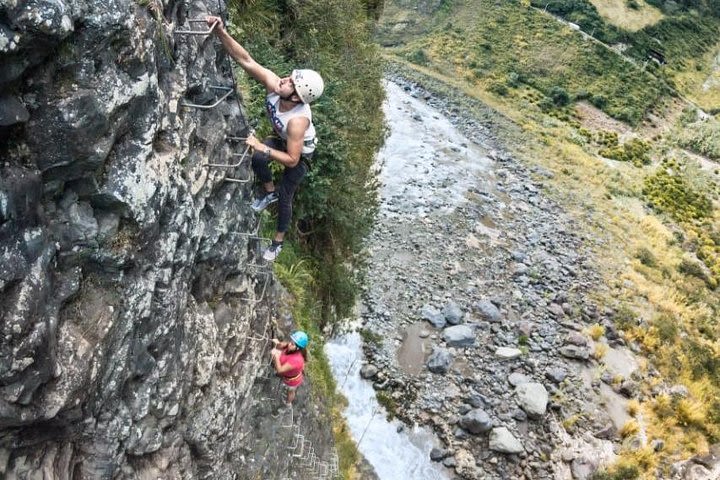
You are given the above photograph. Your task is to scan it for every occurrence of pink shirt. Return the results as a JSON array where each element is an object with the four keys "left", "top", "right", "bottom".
[{"left": 279, "top": 350, "right": 305, "bottom": 387}]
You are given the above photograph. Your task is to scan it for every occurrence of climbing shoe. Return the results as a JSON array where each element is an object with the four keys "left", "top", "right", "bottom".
[
  {"left": 251, "top": 191, "right": 278, "bottom": 212},
  {"left": 263, "top": 241, "right": 283, "bottom": 262}
]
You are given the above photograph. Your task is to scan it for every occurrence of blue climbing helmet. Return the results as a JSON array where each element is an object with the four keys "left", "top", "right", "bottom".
[{"left": 290, "top": 330, "right": 309, "bottom": 349}]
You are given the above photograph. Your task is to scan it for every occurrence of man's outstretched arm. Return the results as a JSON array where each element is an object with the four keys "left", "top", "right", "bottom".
[{"left": 206, "top": 16, "right": 280, "bottom": 93}]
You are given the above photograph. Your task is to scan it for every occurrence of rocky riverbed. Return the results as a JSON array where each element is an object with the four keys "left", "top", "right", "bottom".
[{"left": 349, "top": 77, "right": 651, "bottom": 480}]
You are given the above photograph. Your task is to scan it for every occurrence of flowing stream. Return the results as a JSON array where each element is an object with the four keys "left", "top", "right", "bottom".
[
  {"left": 326, "top": 333, "right": 449, "bottom": 480},
  {"left": 325, "top": 80, "right": 493, "bottom": 479}
]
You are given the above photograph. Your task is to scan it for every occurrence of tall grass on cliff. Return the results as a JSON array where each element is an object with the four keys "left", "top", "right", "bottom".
[{"left": 228, "top": 0, "right": 385, "bottom": 324}]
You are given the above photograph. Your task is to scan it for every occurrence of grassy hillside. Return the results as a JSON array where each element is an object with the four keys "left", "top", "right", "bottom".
[
  {"left": 377, "top": 1, "right": 720, "bottom": 478},
  {"left": 380, "top": 0, "right": 668, "bottom": 124}
]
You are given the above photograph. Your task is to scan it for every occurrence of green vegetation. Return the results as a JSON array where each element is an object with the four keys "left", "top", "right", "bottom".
[
  {"left": 359, "top": 327, "right": 384, "bottom": 347},
  {"left": 642, "top": 159, "right": 719, "bottom": 287},
  {"left": 599, "top": 138, "right": 652, "bottom": 166},
  {"left": 675, "top": 116, "right": 720, "bottom": 160},
  {"left": 375, "top": 391, "right": 398, "bottom": 419},
  {"left": 385, "top": 0, "right": 667, "bottom": 124},
  {"left": 230, "top": 0, "right": 385, "bottom": 325},
  {"left": 228, "top": 1, "right": 385, "bottom": 477},
  {"left": 532, "top": 0, "right": 720, "bottom": 108},
  {"left": 642, "top": 159, "right": 713, "bottom": 222}
]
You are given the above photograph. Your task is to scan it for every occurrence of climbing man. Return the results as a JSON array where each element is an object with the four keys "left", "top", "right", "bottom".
[
  {"left": 206, "top": 15, "right": 324, "bottom": 261},
  {"left": 270, "top": 331, "right": 309, "bottom": 405}
]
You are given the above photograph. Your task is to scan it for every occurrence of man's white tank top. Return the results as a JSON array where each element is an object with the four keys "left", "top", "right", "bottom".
[{"left": 265, "top": 93, "right": 317, "bottom": 155}]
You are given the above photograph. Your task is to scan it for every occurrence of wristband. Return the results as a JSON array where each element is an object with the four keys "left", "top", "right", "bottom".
[{"left": 264, "top": 146, "right": 271, "bottom": 159}]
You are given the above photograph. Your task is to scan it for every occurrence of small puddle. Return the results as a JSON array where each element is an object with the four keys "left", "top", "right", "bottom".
[{"left": 396, "top": 322, "right": 433, "bottom": 375}]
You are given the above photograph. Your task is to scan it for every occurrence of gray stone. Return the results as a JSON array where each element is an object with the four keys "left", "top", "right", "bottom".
[
  {"left": 430, "top": 448, "right": 449, "bottom": 461},
  {"left": 442, "top": 457, "right": 457, "bottom": 468},
  {"left": 669, "top": 384, "right": 689, "bottom": 399},
  {"left": 475, "top": 299, "right": 501, "bottom": 322},
  {"left": 489, "top": 427, "right": 524, "bottom": 454},
  {"left": 560, "top": 345, "right": 590, "bottom": 361},
  {"left": 570, "top": 457, "right": 597, "bottom": 480},
  {"left": 442, "top": 325, "right": 475, "bottom": 347},
  {"left": 545, "top": 368, "right": 567, "bottom": 384},
  {"left": 459, "top": 408, "right": 493, "bottom": 434},
  {"left": 427, "top": 348, "right": 453, "bottom": 374},
  {"left": 443, "top": 301, "right": 464, "bottom": 325},
  {"left": 548, "top": 303, "right": 565, "bottom": 318},
  {"left": 360, "top": 364, "right": 379, "bottom": 379},
  {"left": 515, "top": 382, "right": 548, "bottom": 418},
  {"left": 421, "top": 305, "right": 446, "bottom": 328},
  {"left": 496, "top": 347, "right": 523, "bottom": 360},
  {"left": 565, "top": 332, "right": 588, "bottom": 346},
  {"left": 67, "top": 201, "right": 99, "bottom": 241},
  {"left": 593, "top": 424, "right": 617, "bottom": 440},
  {"left": 508, "top": 372, "right": 530, "bottom": 386}
]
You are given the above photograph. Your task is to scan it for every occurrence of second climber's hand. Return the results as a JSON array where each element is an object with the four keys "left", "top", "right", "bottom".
[{"left": 205, "top": 15, "right": 224, "bottom": 32}]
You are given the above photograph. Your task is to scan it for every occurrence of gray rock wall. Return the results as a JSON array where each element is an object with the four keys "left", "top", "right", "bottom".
[{"left": 0, "top": 1, "right": 333, "bottom": 478}]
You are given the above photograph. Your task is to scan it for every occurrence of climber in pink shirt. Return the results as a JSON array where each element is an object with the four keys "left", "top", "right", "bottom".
[{"left": 270, "top": 331, "right": 308, "bottom": 404}]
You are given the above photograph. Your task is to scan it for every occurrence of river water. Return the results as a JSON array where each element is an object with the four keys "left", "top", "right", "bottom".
[
  {"left": 324, "top": 80, "right": 494, "bottom": 479},
  {"left": 326, "top": 333, "right": 448, "bottom": 480}
]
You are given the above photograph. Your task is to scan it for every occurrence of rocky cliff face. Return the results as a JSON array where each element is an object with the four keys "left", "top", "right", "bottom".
[{"left": 0, "top": 1, "right": 334, "bottom": 478}]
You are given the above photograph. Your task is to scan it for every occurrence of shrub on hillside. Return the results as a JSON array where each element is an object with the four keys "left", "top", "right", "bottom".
[
  {"left": 549, "top": 85, "right": 570, "bottom": 106},
  {"left": 675, "top": 118, "right": 720, "bottom": 160},
  {"left": 600, "top": 138, "right": 652, "bottom": 166},
  {"left": 643, "top": 160, "right": 713, "bottom": 222}
]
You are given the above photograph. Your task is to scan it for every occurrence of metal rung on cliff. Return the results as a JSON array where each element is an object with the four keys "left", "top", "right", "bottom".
[
  {"left": 291, "top": 436, "right": 307, "bottom": 458},
  {"left": 180, "top": 85, "right": 233, "bottom": 109},
  {"left": 288, "top": 428, "right": 302, "bottom": 450},
  {"left": 240, "top": 269, "right": 271, "bottom": 304},
  {"left": 223, "top": 171, "right": 252, "bottom": 183},
  {"left": 174, "top": 18, "right": 219, "bottom": 35},
  {"left": 205, "top": 136, "right": 253, "bottom": 168},
  {"left": 302, "top": 447, "right": 315, "bottom": 468}
]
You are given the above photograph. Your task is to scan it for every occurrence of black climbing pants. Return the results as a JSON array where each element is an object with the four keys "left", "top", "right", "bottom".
[{"left": 251, "top": 136, "right": 310, "bottom": 234}]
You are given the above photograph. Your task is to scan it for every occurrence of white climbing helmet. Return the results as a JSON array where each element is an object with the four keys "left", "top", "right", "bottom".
[{"left": 291, "top": 69, "right": 324, "bottom": 104}]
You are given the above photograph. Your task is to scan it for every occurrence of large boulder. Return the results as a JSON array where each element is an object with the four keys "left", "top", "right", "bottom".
[
  {"left": 516, "top": 382, "right": 548, "bottom": 419},
  {"left": 459, "top": 408, "right": 493, "bottom": 434},
  {"left": 442, "top": 301, "right": 464, "bottom": 325},
  {"left": 489, "top": 427, "right": 524, "bottom": 454},
  {"left": 442, "top": 325, "right": 475, "bottom": 347},
  {"left": 474, "top": 299, "right": 501, "bottom": 322},
  {"left": 426, "top": 348, "right": 453, "bottom": 374},
  {"left": 421, "top": 305, "right": 446, "bottom": 328}
]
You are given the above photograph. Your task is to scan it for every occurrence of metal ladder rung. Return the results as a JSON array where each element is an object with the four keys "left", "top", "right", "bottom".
[
  {"left": 292, "top": 436, "right": 308, "bottom": 457},
  {"left": 206, "top": 145, "right": 251, "bottom": 168},
  {"left": 224, "top": 172, "right": 253, "bottom": 183},
  {"left": 174, "top": 18, "right": 219, "bottom": 35},
  {"left": 238, "top": 268, "right": 271, "bottom": 304},
  {"left": 206, "top": 133, "right": 255, "bottom": 168},
  {"left": 181, "top": 85, "right": 233, "bottom": 109}
]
